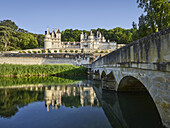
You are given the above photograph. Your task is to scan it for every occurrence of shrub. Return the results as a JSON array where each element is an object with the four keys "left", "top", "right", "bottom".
[
  {"left": 38, "top": 51, "right": 41, "bottom": 53},
  {"left": 54, "top": 50, "right": 57, "bottom": 53},
  {"left": 59, "top": 49, "right": 62, "bottom": 52},
  {"left": 70, "top": 50, "right": 74, "bottom": 53},
  {"left": 81, "top": 50, "right": 84, "bottom": 53},
  {"left": 48, "top": 50, "right": 51, "bottom": 53},
  {"left": 100, "top": 51, "right": 104, "bottom": 53},
  {"left": 42, "top": 50, "right": 46, "bottom": 53},
  {"left": 27, "top": 51, "right": 31, "bottom": 53},
  {"left": 105, "top": 51, "right": 108, "bottom": 53},
  {"left": 22, "top": 51, "right": 26, "bottom": 53},
  {"left": 33, "top": 51, "right": 36, "bottom": 54},
  {"left": 95, "top": 50, "right": 98, "bottom": 53},
  {"left": 75, "top": 50, "right": 78, "bottom": 53},
  {"left": 65, "top": 50, "right": 68, "bottom": 53},
  {"left": 19, "top": 51, "right": 22, "bottom": 53}
]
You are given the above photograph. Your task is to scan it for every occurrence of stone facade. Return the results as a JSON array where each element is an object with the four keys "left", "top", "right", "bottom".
[
  {"left": 44, "top": 28, "right": 117, "bottom": 50},
  {"left": 80, "top": 30, "right": 117, "bottom": 50},
  {"left": 44, "top": 27, "right": 62, "bottom": 49}
]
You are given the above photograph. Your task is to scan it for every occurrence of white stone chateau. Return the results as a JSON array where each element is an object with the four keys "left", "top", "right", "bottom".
[{"left": 44, "top": 27, "right": 117, "bottom": 50}]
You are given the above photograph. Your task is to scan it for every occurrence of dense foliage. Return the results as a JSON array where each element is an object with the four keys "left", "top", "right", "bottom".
[
  {"left": 0, "top": 20, "right": 44, "bottom": 51},
  {"left": 132, "top": 0, "right": 170, "bottom": 40},
  {"left": 0, "top": 64, "right": 86, "bottom": 77},
  {"left": 61, "top": 28, "right": 134, "bottom": 44}
]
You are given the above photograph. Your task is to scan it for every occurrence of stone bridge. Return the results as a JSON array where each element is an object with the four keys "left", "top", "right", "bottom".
[{"left": 89, "top": 28, "right": 170, "bottom": 127}]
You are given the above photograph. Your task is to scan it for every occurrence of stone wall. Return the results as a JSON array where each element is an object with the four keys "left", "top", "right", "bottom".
[
  {"left": 0, "top": 57, "right": 90, "bottom": 66},
  {"left": 0, "top": 53, "right": 93, "bottom": 66}
]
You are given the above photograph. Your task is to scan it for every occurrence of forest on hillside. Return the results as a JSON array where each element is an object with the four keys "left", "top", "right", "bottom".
[{"left": 0, "top": 0, "right": 169, "bottom": 51}]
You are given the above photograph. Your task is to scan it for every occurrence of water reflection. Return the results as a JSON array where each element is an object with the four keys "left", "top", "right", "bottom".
[
  {"left": 45, "top": 85, "right": 99, "bottom": 111},
  {"left": 0, "top": 77, "right": 165, "bottom": 128}
]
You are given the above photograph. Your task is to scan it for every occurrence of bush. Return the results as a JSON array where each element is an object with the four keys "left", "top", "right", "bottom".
[
  {"left": 70, "top": 50, "right": 74, "bottom": 53},
  {"left": 42, "top": 50, "right": 46, "bottom": 53},
  {"left": 105, "top": 51, "right": 108, "bottom": 53},
  {"left": 27, "top": 51, "right": 31, "bottom": 53},
  {"left": 81, "top": 50, "right": 84, "bottom": 53},
  {"left": 19, "top": 51, "right": 22, "bottom": 53},
  {"left": 38, "top": 51, "right": 41, "bottom": 53},
  {"left": 95, "top": 50, "right": 98, "bottom": 53},
  {"left": 48, "top": 50, "right": 51, "bottom": 53},
  {"left": 33, "top": 51, "right": 36, "bottom": 54},
  {"left": 54, "top": 50, "right": 57, "bottom": 53},
  {"left": 59, "top": 49, "right": 62, "bottom": 52},
  {"left": 100, "top": 51, "right": 104, "bottom": 53},
  {"left": 65, "top": 50, "right": 68, "bottom": 53},
  {"left": 75, "top": 50, "right": 78, "bottom": 53},
  {"left": 22, "top": 51, "right": 26, "bottom": 53}
]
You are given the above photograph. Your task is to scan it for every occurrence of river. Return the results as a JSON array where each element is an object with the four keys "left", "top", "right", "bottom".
[{"left": 0, "top": 76, "right": 164, "bottom": 128}]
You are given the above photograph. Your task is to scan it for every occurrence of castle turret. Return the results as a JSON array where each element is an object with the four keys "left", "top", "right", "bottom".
[
  {"left": 99, "top": 32, "right": 102, "bottom": 39},
  {"left": 44, "top": 27, "right": 52, "bottom": 49},
  {"left": 55, "top": 28, "right": 57, "bottom": 34},
  {"left": 80, "top": 32, "right": 84, "bottom": 42},
  {"left": 90, "top": 30, "right": 93, "bottom": 36},
  {"left": 102, "top": 36, "right": 106, "bottom": 42},
  {"left": 97, "top": 31, "right": 99, "bottom": 38},
  {"left": 84, "top": 33, "right": 87, "bottom": 39},
  {"left": 52, "top": 28, "right": 55, "bottom": 38},
  {"left": 47, "top": 27, "right": 50, "bottom": 35},
  {"left": 88, "top": 30, "right": 94, "bottom": 41},
  {"left": 57, "top": 29, "right": 61, "bottom": 40}
]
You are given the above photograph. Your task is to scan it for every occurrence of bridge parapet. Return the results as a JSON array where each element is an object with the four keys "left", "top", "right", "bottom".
[{"left": 92, "top": 27, "right": 170, "bottom": 72}]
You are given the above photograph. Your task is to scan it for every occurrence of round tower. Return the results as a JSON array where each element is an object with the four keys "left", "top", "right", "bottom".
[
  {"left": 44, "top": 27, "right": 52, "bottom": 49},
  {"left": 88, "top": 30, "right": 94, "bottom": 42},
  {"left": 80, "top": 32, "right": 84, "bottom": 42}
]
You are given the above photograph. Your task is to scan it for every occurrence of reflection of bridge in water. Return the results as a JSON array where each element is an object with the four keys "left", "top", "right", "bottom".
[{"left": 93, "top": 82, "right": 164, "bottom": 128}]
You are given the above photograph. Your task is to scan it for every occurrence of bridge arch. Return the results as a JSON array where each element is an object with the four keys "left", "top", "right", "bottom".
[{"left": 117, "top": 76, "right": 147, "bottom": 92}]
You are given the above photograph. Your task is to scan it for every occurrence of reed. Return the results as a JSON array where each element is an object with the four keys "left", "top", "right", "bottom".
[{"left": 0, "top": 64, "right": 86, "bottom": 77}]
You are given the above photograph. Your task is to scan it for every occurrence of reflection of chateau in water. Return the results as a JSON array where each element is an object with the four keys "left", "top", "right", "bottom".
[{"left": 45, "top": 86, "right": 99, "bottom": 111}]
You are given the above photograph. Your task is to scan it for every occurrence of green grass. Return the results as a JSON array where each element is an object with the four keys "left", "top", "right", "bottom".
[{"left": 0, "top": 64, "right": 86, "bottom": 77}]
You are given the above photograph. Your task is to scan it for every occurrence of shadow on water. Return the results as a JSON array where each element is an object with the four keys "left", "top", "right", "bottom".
[{"left": 102, "top": 90, "right": 164, "bottom": 128}]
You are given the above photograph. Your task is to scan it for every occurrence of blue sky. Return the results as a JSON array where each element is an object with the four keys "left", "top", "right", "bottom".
[{"left": 0, "top": 0, "right": 143, "bottom": 34}]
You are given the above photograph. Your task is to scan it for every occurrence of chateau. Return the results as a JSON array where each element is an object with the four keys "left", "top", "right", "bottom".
[{"left": 44, "top": 27, "right": 117, "bottom": 50}]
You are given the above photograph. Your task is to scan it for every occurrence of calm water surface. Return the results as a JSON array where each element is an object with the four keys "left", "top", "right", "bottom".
[{"left": 0, "top": 77, "right": 164, "bottom": 128}]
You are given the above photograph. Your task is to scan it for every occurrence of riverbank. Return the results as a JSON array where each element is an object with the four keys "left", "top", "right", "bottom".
[
  {"left": 0, "top": 76, "right": 86, "bottom": 87},
  {"left": 0, "top": 64, "right": 86, "bottom": 77}
]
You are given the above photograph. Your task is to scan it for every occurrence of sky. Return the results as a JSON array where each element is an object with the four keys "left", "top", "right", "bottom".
[{"left": 0, "top": 0, "right": 144, "bottom": 34}]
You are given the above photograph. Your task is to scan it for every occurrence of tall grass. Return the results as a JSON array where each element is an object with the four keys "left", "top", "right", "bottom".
[
  {"left": 0, "top": 76, "right": 86, "bottom": 87},
  {"left": 0, "top": 64, "right": 86, "bottom": 77}
]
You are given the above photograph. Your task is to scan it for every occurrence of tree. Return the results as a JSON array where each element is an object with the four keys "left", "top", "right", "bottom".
[
  {"left": 137, "top": 0, "right": 170, "bottom": 32},
  {"left": 0, "top": 19, "right": 18, "bottom": 31},
  {"left": 132, "top": 21, "right": 137, "bottom": 29},
  {"left": 0, "top": 26, "right": 16, "bottom": 51}
]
